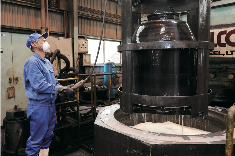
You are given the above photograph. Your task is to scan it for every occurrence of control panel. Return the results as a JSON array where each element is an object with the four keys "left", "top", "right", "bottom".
[{"left": 78, "top": 38, "right": 88, "bottom": 53}]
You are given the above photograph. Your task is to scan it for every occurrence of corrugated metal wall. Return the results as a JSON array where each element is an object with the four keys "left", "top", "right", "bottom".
[
  {"left": 1, "top": 1, "right": 64, "bottom": 34},
  {"left": 78, "top": 0, "right": 121, "bottom": 40},
  {"left": 1, "top": 0, "right": 121, "bottom": 39},
  {"left": 48, "top": 10, "right": 64, "bottom": 33}
]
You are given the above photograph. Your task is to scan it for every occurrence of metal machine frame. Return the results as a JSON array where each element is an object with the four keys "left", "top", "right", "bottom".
[{"left": 118, "top": 0, "right": 214, "bottom": 117}]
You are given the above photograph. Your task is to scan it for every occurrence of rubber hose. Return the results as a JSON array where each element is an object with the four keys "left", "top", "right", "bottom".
[
  {"left": 50, "top": 51, "right": 70, "bottom": 73},
  {"left": 50, "top": 49, "right": 60, "bottom": 64},
  {"left": 58, "top": 73, "right": 68, "bottom": 79},
  {"left": 56, "top": 53, "right": 70, "bottom": 73},
  {"left": 45, "top": 52, "right": 53, "bottom": 60},
  {"left": 67, "top": 67, "right": 79, "bottom": 77},
  {"left": 58, "top": 67, "right": 79, "bottom": 78}
]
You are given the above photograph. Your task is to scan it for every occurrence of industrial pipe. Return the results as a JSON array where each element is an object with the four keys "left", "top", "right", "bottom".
[
  {"left": 41, "top": 0, "right": 46, "bottom": 34},
  {"left": 225, "top": 105, "right": 235, "bottom": 156},
  {"left": 64, "top": 11, "right": 67, "bottom": 38},
  {"left": 46, "top": 0, "right": 49, "bottom": 35}
]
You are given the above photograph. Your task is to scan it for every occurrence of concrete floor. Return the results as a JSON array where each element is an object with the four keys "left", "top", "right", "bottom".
[
  {"left": 65, "top": 149, "right": 92, "bottom": 156},
  {"left": 1, "top": 127, "right": 92, "bottom": 156},
  {"left": 1, "top": 147, "right": 92, "bottom": 156},
  {"left": 1, "top": 150, "right": 91, "bottom": 156}
]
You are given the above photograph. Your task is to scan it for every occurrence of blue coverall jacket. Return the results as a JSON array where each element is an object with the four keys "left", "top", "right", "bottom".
[{"left": 23, "top": 52, "right": 59, "bottom": 156}]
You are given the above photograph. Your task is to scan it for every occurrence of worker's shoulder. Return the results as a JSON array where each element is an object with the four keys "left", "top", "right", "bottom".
[
  {"left": 24, "top": 55, "right": 39, "bottom": 67},
  {"left": 44, "top": 58, "right": 53, "bottom": 67}
]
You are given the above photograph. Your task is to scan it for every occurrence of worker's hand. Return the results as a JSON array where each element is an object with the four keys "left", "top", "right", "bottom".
[
  {"left": 64, "top": 87, "right": 74, "bottom": 97},
  {"left": 58, "top": 85, "right": 67, "bottom": 92}
]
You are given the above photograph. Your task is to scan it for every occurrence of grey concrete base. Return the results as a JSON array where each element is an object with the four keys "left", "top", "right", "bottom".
[{"left": 94, "top": 104, "right": 233, "bottom": 156}]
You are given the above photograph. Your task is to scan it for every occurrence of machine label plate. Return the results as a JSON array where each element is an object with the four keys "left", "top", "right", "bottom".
[{"left": 210, "top": 27, "right": 235, "bottom": 58}]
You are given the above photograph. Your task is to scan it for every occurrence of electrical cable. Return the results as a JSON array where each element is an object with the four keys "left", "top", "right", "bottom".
[
  {"left": 85, "top": 0, "right": 108, "bottom": 82},
  {"left": 71, "top": 0, "right": 107, "bottom": 90}
]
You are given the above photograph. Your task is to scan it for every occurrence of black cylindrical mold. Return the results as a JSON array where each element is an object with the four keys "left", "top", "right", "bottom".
[
  {"left": 132, "top": 49, "right": 197, "bottom": 96},
  {"left": 131, "top": 12, "right": 197, "bottom": 96},
  {"left": 132, "top": 13, "right": 196, "bottom": 43}
]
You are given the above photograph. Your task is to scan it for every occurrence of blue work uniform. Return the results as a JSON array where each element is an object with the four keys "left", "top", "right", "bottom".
[{"left": 23, "top": 52, "right": 59, "bottom": 156}]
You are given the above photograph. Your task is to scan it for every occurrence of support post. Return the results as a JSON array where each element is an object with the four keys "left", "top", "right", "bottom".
[
  {"left": 120, "top": 0, "right": 140, "bottom": 114},
  {"left": 41, "top": 0, "right": 46, "bottom": 34}
]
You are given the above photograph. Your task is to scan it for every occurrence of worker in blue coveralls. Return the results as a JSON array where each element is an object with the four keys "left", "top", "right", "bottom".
[{"left": 24, "top": 32, "right": 84, "bottom": 156}]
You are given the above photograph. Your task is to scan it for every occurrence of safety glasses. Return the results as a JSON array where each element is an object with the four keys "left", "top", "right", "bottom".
[{"left": 36, "top": 37, "right": 47, "bottom": 43}]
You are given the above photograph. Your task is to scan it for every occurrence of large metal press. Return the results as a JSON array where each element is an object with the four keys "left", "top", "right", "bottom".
[{"left": 94, "top": 0, "right": 234, "bottom": 155}]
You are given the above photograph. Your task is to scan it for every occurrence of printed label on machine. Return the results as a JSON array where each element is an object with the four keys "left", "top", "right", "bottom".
[{"left": 210, "top": 27, "right": 235, "bottom": 58}]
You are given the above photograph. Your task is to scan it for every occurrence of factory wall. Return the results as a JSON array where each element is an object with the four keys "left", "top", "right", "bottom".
[
  {"left": 209, "top": 1, "right": 235, "bottom": 106},
  {"left": 211, "top": 0, "right": 235, "bottom": 26},
  {"left": 1, "top": 32, "right": 31, "bottom": 125},
  {"left": 180, "top": 0, "right": 235, "bottom": 26},
  {"left": 1, "top": 1, "right": 65, "bottom": 35},
  {"left": 77, "top": 0, "right": 121, "bottom": 40},
  {"left": 209, "top": 0, "right": 235, "bottom": 57}
]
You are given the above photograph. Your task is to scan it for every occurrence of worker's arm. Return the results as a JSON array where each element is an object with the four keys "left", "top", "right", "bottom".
[{"left": 24, "top": 62, "right": 58, "bottom": 94}]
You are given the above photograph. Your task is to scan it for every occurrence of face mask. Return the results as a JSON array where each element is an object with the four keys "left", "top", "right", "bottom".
[{"left": 42, "top": 42, "right": 50, "bottom": 52}]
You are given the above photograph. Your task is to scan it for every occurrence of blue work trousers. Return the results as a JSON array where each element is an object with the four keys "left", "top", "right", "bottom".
[{"left": 25, "top": 104, "right": 56, "bottom": 156}]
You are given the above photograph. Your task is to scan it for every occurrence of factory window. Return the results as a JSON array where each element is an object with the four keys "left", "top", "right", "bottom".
[
  {"left": 88, "top": 39, "right": 121, "bottom": 64},
  {"left": 104, "top": 41, "right": 121, "bottom": 63},
  {"left": 88, "top": 39, "right": 104, "bottom": 64}
]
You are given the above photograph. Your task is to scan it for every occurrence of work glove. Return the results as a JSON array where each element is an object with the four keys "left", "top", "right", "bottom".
[
  {"left": 58, "top": 85, "right": 67, "bottom": 92},
  {"left": 64, "top": 86, "right": 74, "bottom": 97},
  {"left": 58, "top": 85, "right": 74, "bottom": 97}
]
